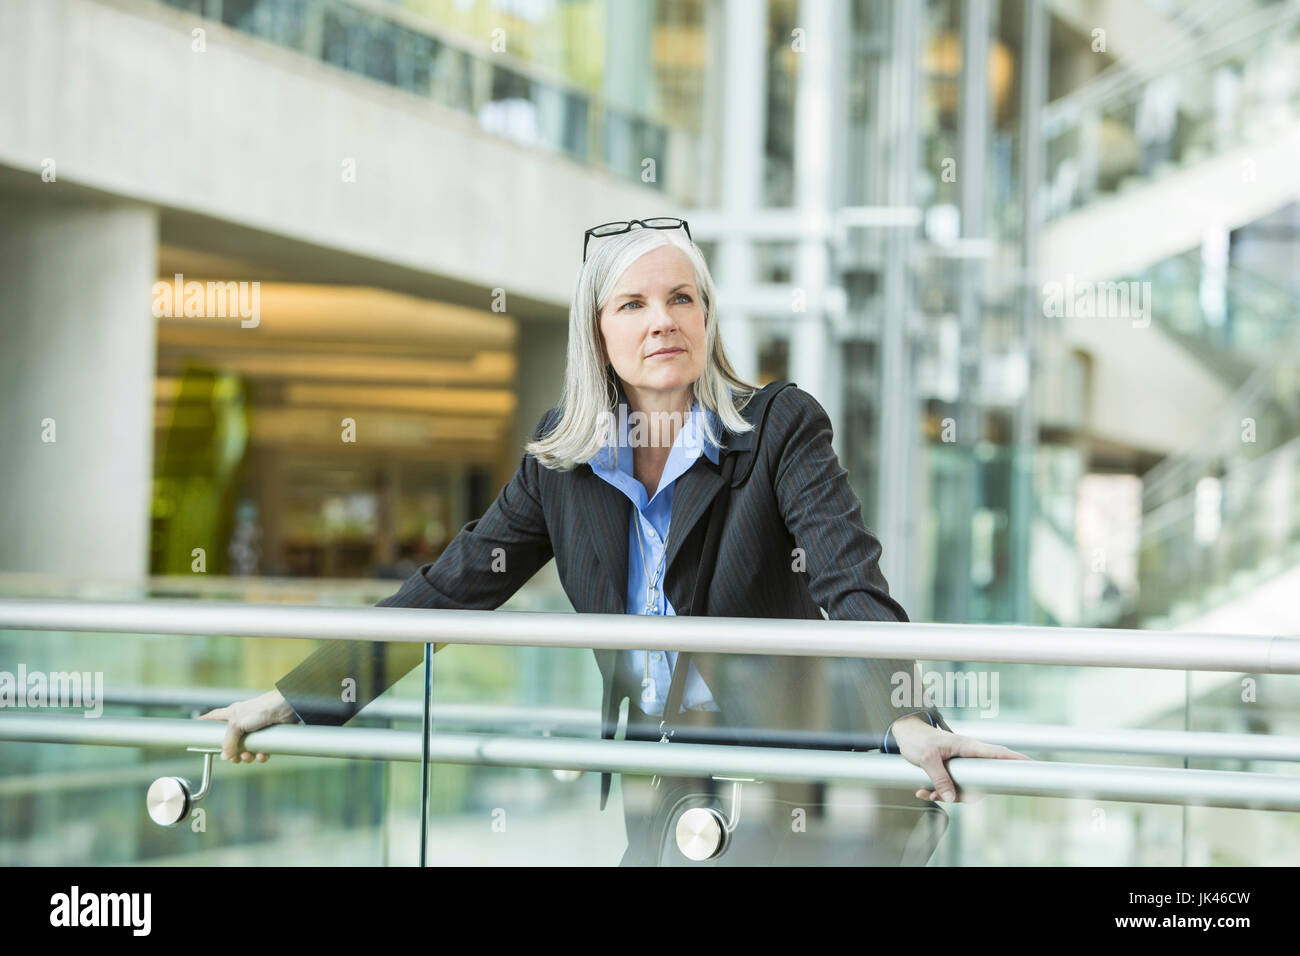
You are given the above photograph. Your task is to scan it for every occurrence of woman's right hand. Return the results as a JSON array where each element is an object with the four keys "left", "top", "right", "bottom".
[{"left": 197, "top": 689, "right": 300, "bottom": 764}]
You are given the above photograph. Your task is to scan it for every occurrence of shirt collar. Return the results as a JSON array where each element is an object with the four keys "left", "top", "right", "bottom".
[{"left": 588, "top": 397, "right": 722, "bottom": 476}]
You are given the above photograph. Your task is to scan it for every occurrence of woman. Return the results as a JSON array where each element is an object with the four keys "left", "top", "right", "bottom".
[{"left": 201, "top": 218, "right": 1027, "bottom": 865}]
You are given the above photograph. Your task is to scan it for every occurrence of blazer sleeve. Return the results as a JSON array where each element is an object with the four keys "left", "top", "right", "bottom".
[
  {"left": 274, "top": 410, "right": 558, "bottom": 725},
  {"left": 769, "top": 386, "right": 952, "bottom": 743}
]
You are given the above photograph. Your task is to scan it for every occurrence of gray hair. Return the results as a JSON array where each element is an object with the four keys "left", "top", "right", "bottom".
[{"left": 525, "top": 226, "right": 758, "bottom": 471}]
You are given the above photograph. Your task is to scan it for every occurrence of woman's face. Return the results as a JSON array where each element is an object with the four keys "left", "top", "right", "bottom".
[{"left": 598, "top": 245, "right": 707, "bottom": 405}]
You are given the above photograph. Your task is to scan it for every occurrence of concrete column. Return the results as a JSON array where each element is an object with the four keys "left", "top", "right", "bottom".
[
  {"left": 513, "top": 315, "right": 569, "bottom": 456},
  {"left": 792, "top": 0, "right": 848, "bottom": 449},
  {"left": 713, "top": 0, "right": 767, "bottom": 384},
  {"left": 603, "top": 0, "right": 656, "bottom": 176},
  {"left": 603, "top": 1, "right": 655, "bottom": 114},
  {"left": 0, "top": 196, "right": 159, "bottom": 579},
  {"left": 949, "top": 0, "right": 992, "bottom": 623},
  {"left": 1012, "top": 0, "right": 1049, "bottom": 624},
  {"left": 876, "top": 0, "right": 924, "bottom": 610}
]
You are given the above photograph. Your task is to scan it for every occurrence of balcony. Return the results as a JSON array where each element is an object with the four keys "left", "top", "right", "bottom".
[{"left": 2, "top": 590, "right": 1297, "bottom": 865}]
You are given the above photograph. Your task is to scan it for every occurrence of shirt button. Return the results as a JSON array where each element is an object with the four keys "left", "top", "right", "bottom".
[
  {"left": 647, "top": 527, "right": 657, "bottom": 538},
  {"left": 652, "top": 652, "right": 662, "bottom": 661}
]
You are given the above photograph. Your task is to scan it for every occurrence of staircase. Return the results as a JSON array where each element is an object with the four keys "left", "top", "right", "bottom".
[{"left": 1040, "top": 258, "right": 1300, "bottom": 631}]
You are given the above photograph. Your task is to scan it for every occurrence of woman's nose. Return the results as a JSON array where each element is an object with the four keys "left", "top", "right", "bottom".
[{"left": 647, "top": 305, "right": 676, "bottom": 333}]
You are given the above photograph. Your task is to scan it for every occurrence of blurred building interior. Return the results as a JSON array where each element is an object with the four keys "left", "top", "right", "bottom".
[{"left": 1, "top": 0, "right": 1298, "bottom": 865}]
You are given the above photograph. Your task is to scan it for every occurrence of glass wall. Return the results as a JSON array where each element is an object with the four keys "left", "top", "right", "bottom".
[
  {"left": 0, "top": 603, "right": 423, "bottom": 865},
  {"left": 156, "top": 0, "right": 707, "bottom": 198}
]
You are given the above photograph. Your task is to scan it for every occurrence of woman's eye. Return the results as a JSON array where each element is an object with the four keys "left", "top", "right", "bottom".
[{"left": 619, "top": 294, "right": 691, "bottom": 311}]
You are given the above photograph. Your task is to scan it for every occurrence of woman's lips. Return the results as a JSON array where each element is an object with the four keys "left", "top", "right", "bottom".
[{"left": 646, "top": 348, "right": 685, "bottom": 359}]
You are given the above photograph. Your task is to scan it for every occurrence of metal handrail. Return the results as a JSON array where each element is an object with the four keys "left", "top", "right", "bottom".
[
  {"left": 2, "top": 598, "right": 1298, "bottom": 672},
  {"left": 3, "top": 714, "right": 1299, "bottom": 812},
  {"left": 85, "top": 685, "right": 1300, "bottom": 762}
]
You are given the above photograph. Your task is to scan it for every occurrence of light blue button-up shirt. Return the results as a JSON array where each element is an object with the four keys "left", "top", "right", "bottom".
[{"left": 588, "top": 399, "right": 722, "bottom": 717}]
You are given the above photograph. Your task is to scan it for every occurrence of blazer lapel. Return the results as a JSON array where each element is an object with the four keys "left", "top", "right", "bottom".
[
  {"left": 662, "top": 454, "right": 726, "bottom": 598},
  {"left": 572, "top": 464, "right": 630, "bottom": 614},
  {"left": 574, "top": 379, "right": 783, "bottom": 609},
  {"left": 662, "top": 397, "right": 763, "bottom": 603},
  {"left": 574, "top": 424, "right": 726, "bottom": 711},
  {"left": 573, "top": 462, "right": 630, "bottom": 808}
]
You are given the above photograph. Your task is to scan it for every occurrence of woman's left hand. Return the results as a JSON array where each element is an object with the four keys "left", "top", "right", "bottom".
[{"left": 890, "top": 715, "right": 1031, "bottom": 804}]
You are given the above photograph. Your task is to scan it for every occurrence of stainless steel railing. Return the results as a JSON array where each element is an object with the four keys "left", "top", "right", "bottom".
[
  {"left": 3, "top": 597, "right": 1298, "bottom": 813},
  {"left": 68, "top": 684, "right": 1300, "bottom": 763},
  {"left": 5, "top": 714, "right": 1300, "bottom": 812},
  {"left": 2, "top": 598, "right": 1298, "bottom": 672}
]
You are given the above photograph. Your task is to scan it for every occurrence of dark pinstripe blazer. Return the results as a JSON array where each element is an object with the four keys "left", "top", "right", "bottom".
[{"left": 275, "top": 379, "right": 948, "bottom": 810}]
